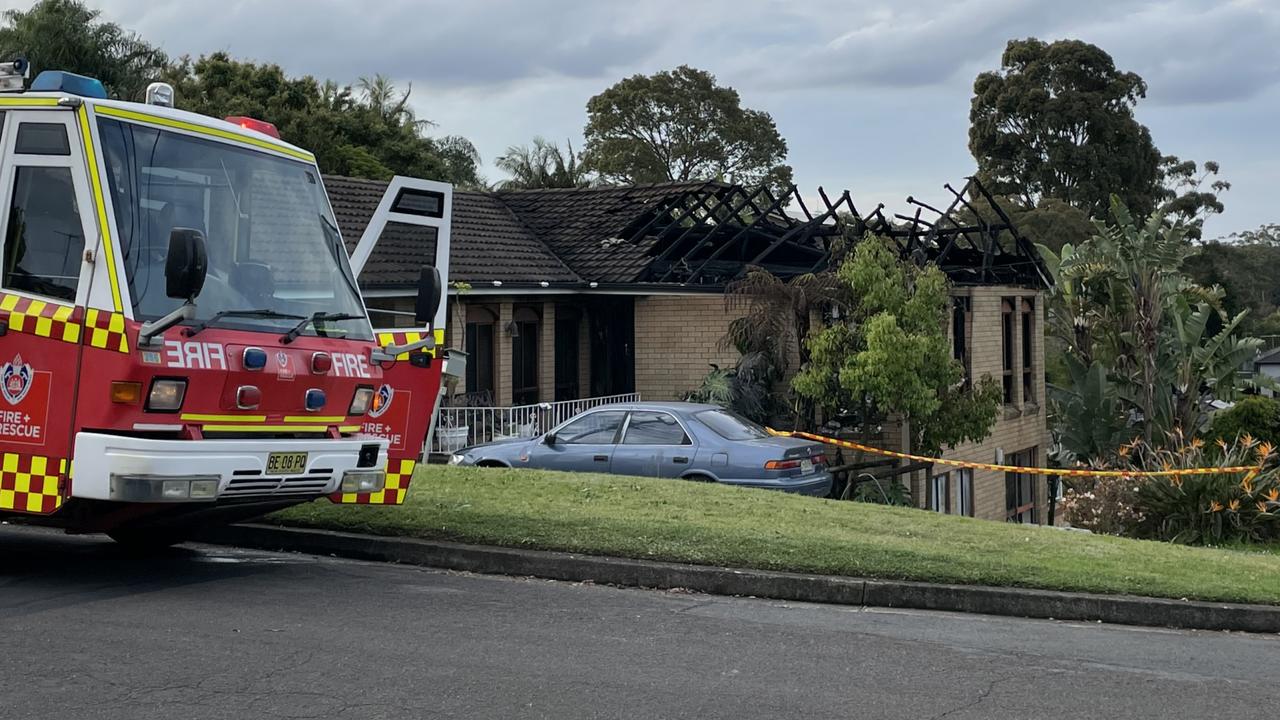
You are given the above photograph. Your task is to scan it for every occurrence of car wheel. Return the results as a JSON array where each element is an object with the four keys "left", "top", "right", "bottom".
[{"left": 476, "top": 460, "right": 508, "bottom": 468}]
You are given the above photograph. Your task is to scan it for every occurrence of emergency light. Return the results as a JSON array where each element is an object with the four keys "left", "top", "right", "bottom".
[
  {"left": 30, "top": 70, "right": 107, "bottom": 99},
  {"left": 225, "top": 115, "right": 281, "bottom": 139}
]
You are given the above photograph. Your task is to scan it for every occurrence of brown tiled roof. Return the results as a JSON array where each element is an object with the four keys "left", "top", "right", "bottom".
[
  {"left": 323, "top": 175, "right": 579, "bottom": 289},
  {"left": 495, "top": 182, "right": 716, "bottom": 283}
]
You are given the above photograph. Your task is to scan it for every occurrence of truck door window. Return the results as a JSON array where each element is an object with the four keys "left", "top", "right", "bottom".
[{"left": 3, "top": 166, "right": 82, "bottom": 301}]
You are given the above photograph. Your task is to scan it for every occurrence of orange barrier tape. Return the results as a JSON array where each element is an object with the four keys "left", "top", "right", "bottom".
[{"left": 768, "top": 429, "right": 1262, "bottom": 479}]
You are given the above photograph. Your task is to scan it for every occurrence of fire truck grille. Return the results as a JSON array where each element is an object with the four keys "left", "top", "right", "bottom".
[{"left": 222, "top": 468, "right": 336, "bottom": 498}]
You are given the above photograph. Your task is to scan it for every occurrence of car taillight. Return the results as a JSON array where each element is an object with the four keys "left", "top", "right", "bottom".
[
  {"left": 813, "top": 454, "right": 827, "bottom": 466},
  {"left": 764, "top": 459, "right": 803, "bottom": 470}
]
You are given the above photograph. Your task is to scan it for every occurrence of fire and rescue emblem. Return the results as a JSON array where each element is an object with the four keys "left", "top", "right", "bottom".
[
  {"left": 277, "top": 351, "right": 295, "bottom": 380},
  {"left": 1, "top": 354, "right": 33, "bottom": 405},
  {"left": 369, "top": 383, "right": 394, "bottom": 418}
]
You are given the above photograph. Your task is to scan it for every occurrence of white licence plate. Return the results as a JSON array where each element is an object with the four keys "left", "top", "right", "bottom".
[{"left": 800, "top": 459, "right": 814, "bottom": 474}]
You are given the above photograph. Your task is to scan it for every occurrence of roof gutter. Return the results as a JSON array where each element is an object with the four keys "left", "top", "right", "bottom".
[{"left": 361, "top": 281, "right": 727, "bottom": 298}]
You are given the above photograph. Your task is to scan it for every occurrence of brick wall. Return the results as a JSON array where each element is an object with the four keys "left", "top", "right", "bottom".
[
  {"left": 633, "top": 294, "right": 740, "bottom": 401},
  {"left": 936, "top": 286, "right": 1049, "bottom": 523}
]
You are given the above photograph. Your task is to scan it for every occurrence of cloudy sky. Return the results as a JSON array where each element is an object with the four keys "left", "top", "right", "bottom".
[{"left": 20, "top": 0, "right": 1280, "bottom": 237}]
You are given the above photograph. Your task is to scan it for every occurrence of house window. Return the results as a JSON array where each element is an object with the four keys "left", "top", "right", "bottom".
[
  {"left": 1021, "top": 298, "right": 1035, "bottom": 404},
  {"left": 929, "top": 472, "right": 951, "bottom": 513},
  {"left": 1001, "top": 298, "right": 1015, "bottom": 404},
  {"left": 952, "top": 296, "right": 971, "bottom": 384},
  {"left": 511, "top": 306, "right": 540, "bottom": 406},
  {"left": 957, "top": 469, "right": 974, "bottom": 517},
  {"left": 464, "top": 306, "right": 496, "bottom": 401},
  {"left": 1005, "top": 448, "right": 1037, "bottom": 524}
]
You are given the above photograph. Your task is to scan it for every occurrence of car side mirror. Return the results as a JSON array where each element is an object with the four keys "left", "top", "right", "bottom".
[
  {"left": 165, "top": 228, "right": 208, "bottom": 301},
  {"left": 544, "top": 432, "right": 557, "bottom": 445},
  {"left": 415, "top": 265, "right": 443, "bottom": 324}
]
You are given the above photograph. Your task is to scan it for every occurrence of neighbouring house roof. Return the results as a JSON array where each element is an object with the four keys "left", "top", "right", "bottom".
[
  {"left": 324, "top": 174, "right": 1050, "bottom": 292},
  {"left": 1255, "top": 346, "right": 1280, "bottom": 366},
  {"left": 325, "top": 175, "right": 578, "bottom": 289}
]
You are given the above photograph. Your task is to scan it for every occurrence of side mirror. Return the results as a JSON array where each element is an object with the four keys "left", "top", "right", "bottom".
[
  {"left": 165, "top": 228, "right": 208, "bottom": 301},
  {"left": 415, "top": 265, "right": 443, "bottom": 324},
  {"left": 544, "top": 432, "right": 557, "bottom": 446}
]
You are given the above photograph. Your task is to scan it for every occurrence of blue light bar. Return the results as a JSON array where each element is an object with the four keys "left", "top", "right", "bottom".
[{"left": 30, "top": 70, "right": 107, "bottom": 99}]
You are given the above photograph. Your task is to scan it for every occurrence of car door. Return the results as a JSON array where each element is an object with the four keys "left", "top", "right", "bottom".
[
  {"left": 526, "top": 409, "right": 626, "bottom": 473},
  {"left": 611, "top": 410, "right": 695, "bottom": 478},
  {"left": 0, "top": 110, "right": 97, "bottom": 516}
]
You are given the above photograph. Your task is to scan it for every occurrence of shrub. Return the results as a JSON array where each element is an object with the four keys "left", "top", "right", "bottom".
[
  {"left": 1060, "top": 475, "right": 1145, "bottom": 536},
  {"left": 1206, "top": 396, "right": 1280, "bottom": 448},
  {"left": 1130, "top": 435, "right": 1280, "bottom": 545}
]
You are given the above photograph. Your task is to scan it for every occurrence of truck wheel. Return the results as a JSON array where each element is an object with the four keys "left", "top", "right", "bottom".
[{"left": 107, "top": 529, "right": 188, "bottom": 550}]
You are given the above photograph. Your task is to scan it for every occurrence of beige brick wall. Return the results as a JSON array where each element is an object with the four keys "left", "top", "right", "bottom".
[
  {"left": 538, "top": 302, "right": 556, "bottom": 402},
  {"left": 938, "top": 286, "right": 1049, "bottom": 523},
  {"left": 633, "top": 294, "right": 740, "bottom": 401}
]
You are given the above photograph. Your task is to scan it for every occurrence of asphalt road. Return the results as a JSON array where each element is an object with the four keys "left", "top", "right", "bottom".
[{"left": 2, "top": 524, "right": 1278, "bottom": 720}]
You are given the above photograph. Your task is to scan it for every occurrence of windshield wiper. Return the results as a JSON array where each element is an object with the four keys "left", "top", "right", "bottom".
[
  {"left": 281, "top": 311, "right": 366, "bottom": 344},
  {"left": 186, "top": 309, "right": 306, "bottom": 338}
]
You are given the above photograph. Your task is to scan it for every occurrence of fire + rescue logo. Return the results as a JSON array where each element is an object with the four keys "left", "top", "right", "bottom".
[
  {"left": 277, "top": 351, "right": 295, "bottom": 380},
  {"left": 1, "top": 354, "right": 33, "bottom": 405},
  {"left": 369, "top": 384, "right": 394, "bottom": 418}
]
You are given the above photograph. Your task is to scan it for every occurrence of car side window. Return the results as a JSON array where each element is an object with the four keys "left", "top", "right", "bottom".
[
  {"left": 556, "top": 411, "right": 626, "bottom": 444},
  {"left": 622, "top": 411, "right": 690, "bottom": 445}
]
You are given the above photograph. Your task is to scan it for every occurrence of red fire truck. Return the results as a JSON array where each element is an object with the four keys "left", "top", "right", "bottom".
[{"left": 0, "top": 62, "right": 452, "bottom": 546}]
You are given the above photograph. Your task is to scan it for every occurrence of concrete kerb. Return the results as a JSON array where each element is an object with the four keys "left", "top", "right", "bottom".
[{"left": 197, "top": 524, "right": 1280, "bottom": 634}]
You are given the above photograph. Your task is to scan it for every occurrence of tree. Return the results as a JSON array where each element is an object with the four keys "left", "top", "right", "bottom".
[
  {"left": 0, "top": 0, "right": 167, "bottom": 101},
  {"left": 582, "top": 66, "right": 792, "bottom": 190},
  {"left": 721, "top": 266, "right": 845, "bottom": 428},
  {"left": 970, "top": 38, "right": 1227, "bottom": 236},
  {"left": 163, "top": 54, "right": 480, "bottom": 185},
  {"left": 494, "top": 137, "right": 591, "bottom": 190},
  {"left": 792, "top": 235, "right": 1001, "bottom": 457},
  {"left": 1043, "top": 198, "right": 1264, "bottom": 458}
]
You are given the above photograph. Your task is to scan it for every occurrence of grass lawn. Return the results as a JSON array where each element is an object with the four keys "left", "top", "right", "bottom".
[{"left": 272, "top": 466, "right": 1280, "bottom": 605}]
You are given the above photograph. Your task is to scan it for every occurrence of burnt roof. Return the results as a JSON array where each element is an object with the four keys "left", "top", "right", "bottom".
[
  {"left": 324, "top": 174, "right": 1049, "bottom": 291},
  {"left": 494, "top": 182, "right": 715, "bottom": 283}
]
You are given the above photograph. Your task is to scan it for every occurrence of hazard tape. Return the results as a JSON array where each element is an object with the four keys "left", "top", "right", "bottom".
[{"left": 768, "top": 429, "right": 1262, "bottom": 478}]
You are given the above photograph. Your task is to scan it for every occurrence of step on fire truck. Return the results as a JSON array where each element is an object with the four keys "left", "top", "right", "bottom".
[{"left": 0, "top": 60, "right": 454, "bottom": 546}]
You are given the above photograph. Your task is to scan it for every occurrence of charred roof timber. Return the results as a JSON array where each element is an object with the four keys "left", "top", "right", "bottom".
[{"left": 621, "top": 177, "right": 1050, "bottom": 289}]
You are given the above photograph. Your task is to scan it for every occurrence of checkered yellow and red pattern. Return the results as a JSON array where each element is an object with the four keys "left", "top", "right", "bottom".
[
  {"left": 0, "top": 293, "right": 130, "bottom": 353},
  {"left": 330, "top": 458, "right": 416, "bottom": 505},
  {"left": 0, "top": 453, "right": 67, "bottom": 515},
  {"left": 83, "top": 307, "right": 130, "bottom": 352},
  {"left": 375, "top": 329, "right": 443, "bottom": 360},
  {"left": 0, "top": 293, "right": 81, "bottom": 344}
]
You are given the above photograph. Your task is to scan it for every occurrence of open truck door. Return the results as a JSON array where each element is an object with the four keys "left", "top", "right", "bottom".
[{"left": 332, "top": 176, "right": 453, "bottom": 505}]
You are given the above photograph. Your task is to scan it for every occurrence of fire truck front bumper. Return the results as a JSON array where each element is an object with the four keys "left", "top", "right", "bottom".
[{"left": 71, "top": 432, "right": 390, "bottom": 503}]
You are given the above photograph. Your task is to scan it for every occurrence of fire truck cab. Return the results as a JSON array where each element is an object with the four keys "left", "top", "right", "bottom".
[{"left": 0, "top": 63, "right": 451, "bottom": 545}]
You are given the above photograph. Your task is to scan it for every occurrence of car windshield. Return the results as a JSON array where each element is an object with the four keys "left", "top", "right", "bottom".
[
  {"left": 696, "top": 409, "right": 770, "bottom": 441},
  {"left": 97, "top": 118, "right": 371, "bottom": 340}
]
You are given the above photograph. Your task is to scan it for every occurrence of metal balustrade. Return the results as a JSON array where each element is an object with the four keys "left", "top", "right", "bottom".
[{"left": 431, "top": 393, "right": 642, "bottom": 454}]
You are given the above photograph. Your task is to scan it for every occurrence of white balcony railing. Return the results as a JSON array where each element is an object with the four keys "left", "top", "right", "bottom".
[{"left": 431, "top": 393, "right": 642, "bottom": 454}]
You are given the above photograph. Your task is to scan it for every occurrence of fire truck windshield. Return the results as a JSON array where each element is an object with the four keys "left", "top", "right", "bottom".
[{"left": 97, "top": 117, "right": 373, "bottom": 341}]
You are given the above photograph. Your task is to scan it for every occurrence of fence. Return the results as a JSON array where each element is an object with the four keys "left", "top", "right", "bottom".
[{"left": 431, "top": 393, "right": 642, "bottom": 454}]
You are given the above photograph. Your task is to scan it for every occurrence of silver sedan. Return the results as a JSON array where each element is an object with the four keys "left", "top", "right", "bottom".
[{"left": 448, "top": 402, "right": 832, "bottom": 496}]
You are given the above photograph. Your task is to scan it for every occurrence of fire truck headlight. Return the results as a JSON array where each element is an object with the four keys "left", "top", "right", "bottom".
[
  {"left": 341, "top": 470, "right": 385, "bottom": 493},
  {"left": 146, "top": 379, "right": 188, "bottom": 412},
  {"left": 349, "top": 386, "right": 375, "bottom": 415},
  {"left": 190, "top": 480, "right": 219, "bottom": 499}
]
